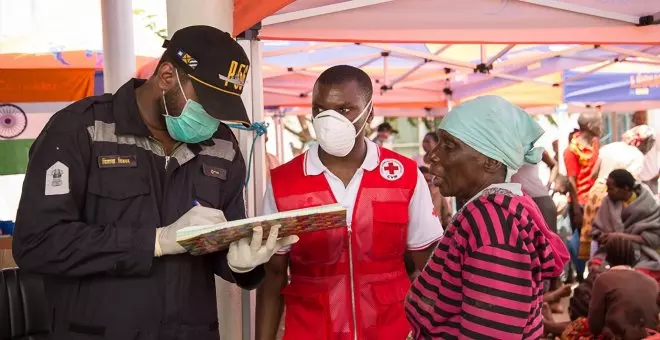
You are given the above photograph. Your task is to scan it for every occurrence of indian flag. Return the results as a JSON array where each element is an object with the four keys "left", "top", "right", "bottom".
[
  {"left": 0, "top": 68, "right": 95, "bottom": 221},
  {"left": 0, "top": 67, "right": 96, "bottom": 173},
  {"left": 0, "top": 102, "right": 70, "bottom": 175},
  {"left": 0, "top": 102, "right": 71, "bottom": 220}
]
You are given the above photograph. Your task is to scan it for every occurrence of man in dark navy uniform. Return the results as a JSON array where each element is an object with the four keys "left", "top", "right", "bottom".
[{"left": 13, "top": 25, "right": 296, "bottom": 340}]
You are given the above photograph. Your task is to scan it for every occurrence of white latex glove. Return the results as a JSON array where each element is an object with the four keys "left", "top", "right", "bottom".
[
  {"left": 227, "top": 225, "right": 299, "bottom": 273},
  {"left": 155, "top": 206, "right": 227, "bottom": 257}
]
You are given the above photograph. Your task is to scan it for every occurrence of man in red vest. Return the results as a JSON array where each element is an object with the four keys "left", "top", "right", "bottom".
[{"left": 255, "top": 65, "right": 443, "bottom": 340}]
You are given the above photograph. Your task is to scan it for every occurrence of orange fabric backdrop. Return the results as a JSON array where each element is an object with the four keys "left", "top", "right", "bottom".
[
  {"left": 0, "top": 52, "right": 155, "bottom": 70},
  {"left": 0, "top": 68, "right": 95, "bottom": 102}
]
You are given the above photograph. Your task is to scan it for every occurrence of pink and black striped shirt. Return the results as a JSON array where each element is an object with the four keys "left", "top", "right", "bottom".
[{"left": 405, "top": 187, "right": 569, "bottom": 339}]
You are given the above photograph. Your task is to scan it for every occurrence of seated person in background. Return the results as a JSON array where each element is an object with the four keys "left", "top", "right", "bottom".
[
  {"left": 589, "top": 237, "right": 660, "bottom": 339},
  {"left": 544, "top": 237, "right": 659, "bottom": 339},
  {"left": 542, "top": 268, "right": 603, "bottom": 339},
  {"left": 591, "top": 169, "right": 660, "bottom": 282},
  {"left": 580, "top": 125, "right": 655, "bottom": 267}
]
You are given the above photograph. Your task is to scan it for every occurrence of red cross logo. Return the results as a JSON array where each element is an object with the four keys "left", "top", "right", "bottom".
[
  {"left": 379, "top": 158, "right": 404, "bottom": 181},
  {"left": 384, "top": 162, "right": 400, "bottom": 175}
]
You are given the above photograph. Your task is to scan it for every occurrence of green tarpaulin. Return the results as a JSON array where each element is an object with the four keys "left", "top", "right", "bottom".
[{"left": 0, "top": 139, "right": 34, "bottom": 175}]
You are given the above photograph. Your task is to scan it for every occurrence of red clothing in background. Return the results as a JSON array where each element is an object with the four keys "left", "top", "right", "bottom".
[{"left": 564, "top": 133, "right": 599, "bottom": 205}]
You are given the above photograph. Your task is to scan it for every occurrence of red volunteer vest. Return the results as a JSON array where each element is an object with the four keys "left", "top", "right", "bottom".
[{"left": 270, "top": 147, "right": 417, "bottom": 340}]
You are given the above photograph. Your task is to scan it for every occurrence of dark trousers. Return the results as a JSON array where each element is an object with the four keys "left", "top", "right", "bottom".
[
  {"left": 567, "top": 204, "right": 586, "bottom": 279},
  {"left": 532, "top": 196, "right": 557, "bottom": 233}
]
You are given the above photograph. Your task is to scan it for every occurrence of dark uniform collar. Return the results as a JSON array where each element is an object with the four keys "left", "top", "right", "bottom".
[{"left": 112, "top": 78, "right": 153, "bottom": 137}]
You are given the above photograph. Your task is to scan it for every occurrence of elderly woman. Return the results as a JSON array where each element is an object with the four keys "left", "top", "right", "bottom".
[
  {"left": 591, "top": 169, "right": 660, "bottom": 281},
  {"left": 405, "top": 96, "right": 569, "bottom": 339}
]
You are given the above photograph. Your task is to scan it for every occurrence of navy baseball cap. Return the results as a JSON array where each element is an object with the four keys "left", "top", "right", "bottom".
[{"left": 163, "top": 25, "right": 251, "bottom": 126}]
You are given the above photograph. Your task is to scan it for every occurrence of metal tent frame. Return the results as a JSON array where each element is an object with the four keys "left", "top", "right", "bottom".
[{"left": 258, "top": 41, "right": 660, "bottom": 116}]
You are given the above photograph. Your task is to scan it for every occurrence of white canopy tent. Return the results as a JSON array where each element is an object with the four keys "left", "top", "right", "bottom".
[
  {"left": 3, "top": 1, "right": 660, "bottom": 339},
  {"left": 253, "top": 42, "right": 660, "bottom": 115},
  {"left": 260, "top": 0, "right": 660, "bottom": 44}
]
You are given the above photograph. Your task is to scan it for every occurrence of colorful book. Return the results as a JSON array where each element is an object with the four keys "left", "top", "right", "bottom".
[{"left": 176, "top": 203, "right": 347, "bottom": 255}]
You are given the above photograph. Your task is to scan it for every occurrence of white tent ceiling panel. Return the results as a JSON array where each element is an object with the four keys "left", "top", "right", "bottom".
[{"left": 261, "top": 0, "right": 660, "bottom": 44}]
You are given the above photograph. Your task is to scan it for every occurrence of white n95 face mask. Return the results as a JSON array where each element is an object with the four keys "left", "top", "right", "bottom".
[{"left": 312, "top": 100, "right": 372, "bottom": 157}]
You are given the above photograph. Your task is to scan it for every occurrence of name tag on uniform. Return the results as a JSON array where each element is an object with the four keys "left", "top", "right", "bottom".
[
  {"left": 202, "top": 163, "right": 227, "bottom": 180},
  {"left": 98, "top": 155, "right": 137, "bottom": 168}
]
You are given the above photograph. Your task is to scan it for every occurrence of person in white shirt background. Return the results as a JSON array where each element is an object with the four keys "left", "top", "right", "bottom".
[{"left": 633, "top": 111, "right": 659, "bottom": 195}]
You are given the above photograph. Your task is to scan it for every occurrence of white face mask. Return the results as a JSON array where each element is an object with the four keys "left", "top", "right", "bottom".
[{"left": 312, "top": 100, "right": 372, "bottom": 157}]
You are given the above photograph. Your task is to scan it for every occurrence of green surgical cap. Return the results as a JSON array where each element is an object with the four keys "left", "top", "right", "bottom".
[{"left": 440, "top": 95, "right": 545, "bottom": 181}]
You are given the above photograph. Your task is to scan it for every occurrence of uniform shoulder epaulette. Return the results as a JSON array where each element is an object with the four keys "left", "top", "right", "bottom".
[
  {"left": 63, "top": 93, "right": 113, "bottom": 114},
  {"left": 214, "top": 123, "right": 240, "bottom": 145}
]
